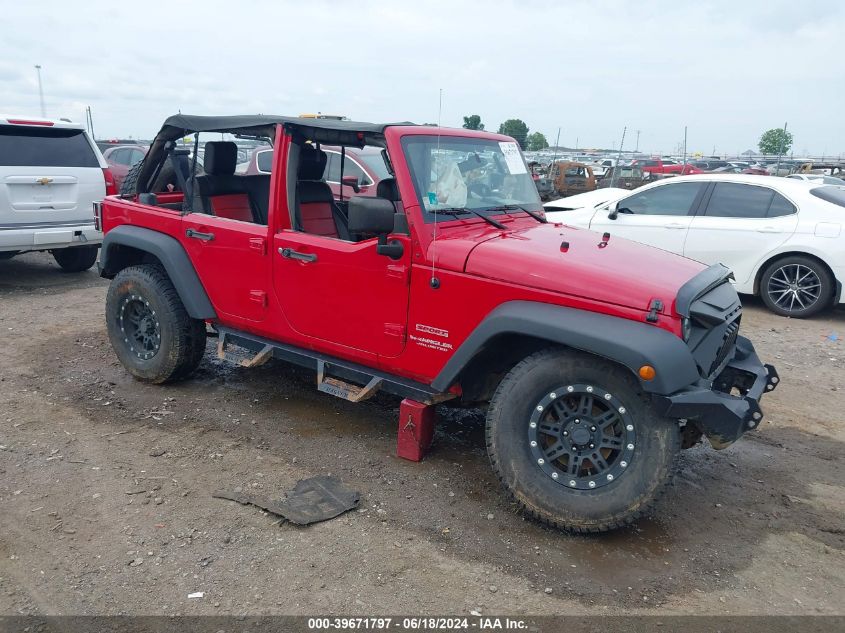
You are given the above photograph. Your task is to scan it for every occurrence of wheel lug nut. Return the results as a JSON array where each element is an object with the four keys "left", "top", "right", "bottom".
[
  {"left": 563, "top": 431, "right": 568, "bottom": 436},
  {"left": 589, "top": 443, "right": 594, "bottom": 449},
  {"left": 590, "top": 426, "right": 596, "bottom": 431}
]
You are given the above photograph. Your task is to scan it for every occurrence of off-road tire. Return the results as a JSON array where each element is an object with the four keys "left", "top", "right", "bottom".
[
  {"left": 120, "top": 158, "right": 203, "bottom": 196},
  {"left": 119, "top": 161, "right": 144, "bottom": 195},
  {"left": 486, "top": 348, "right": 680, "bottom": 533},
  {"left": 759, "top": 255, "right": 832, "bottom": 318},
  {"left": 52, "top": 245, "right": 99, "bottom": 272},
  {"left": 106, "top": 264, "right": 206, "bottom": 383}
]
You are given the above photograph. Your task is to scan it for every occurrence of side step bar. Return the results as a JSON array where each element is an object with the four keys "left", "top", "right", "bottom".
[{"left": 215, "top": 327, "right": 455, "bottom": 406}]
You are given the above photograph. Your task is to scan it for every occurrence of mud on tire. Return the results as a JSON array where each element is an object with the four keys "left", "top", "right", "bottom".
[
  {"left": 105, "top": 264, "right": 206, "bottom": 383},
  {"left": 486, "top": 348, "right": 680, "bottom": 533}
]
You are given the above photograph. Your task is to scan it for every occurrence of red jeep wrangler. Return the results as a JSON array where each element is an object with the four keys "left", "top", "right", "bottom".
[{"left": 96, "top": 114, "right": 778, "bottom": 532}]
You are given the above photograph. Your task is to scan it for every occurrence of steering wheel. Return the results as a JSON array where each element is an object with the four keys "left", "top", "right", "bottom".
[{"left": 468, "top": 181, "right": 493, "bottom": 198}]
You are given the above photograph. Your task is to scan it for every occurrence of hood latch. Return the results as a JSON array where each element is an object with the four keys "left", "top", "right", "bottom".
[{"left": 646, "top": 299, "right": 664, "bottom": 323}]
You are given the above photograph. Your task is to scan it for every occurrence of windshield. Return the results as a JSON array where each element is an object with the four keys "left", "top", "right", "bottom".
[{"left": 402, "top": 135, "right": 541, "bottom": 222}]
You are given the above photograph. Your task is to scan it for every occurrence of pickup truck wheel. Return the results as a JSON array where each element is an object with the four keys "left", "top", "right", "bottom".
[
  {"left": 486, "top": 348, "right": 680, "bottom": 533},
  {"left": 760, "top": 256, "right": 832, "bottom": 318},
  {"left": 52, "top": 246, "right": 98, "bottom": 272},
  {"left": 106, "top": 264, "right": 207, "bottom": 383}
]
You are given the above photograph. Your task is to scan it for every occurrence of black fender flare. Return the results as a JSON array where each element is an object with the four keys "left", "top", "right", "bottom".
[
  {"left": 431, "top": 301, "right": 700, "bottom": 396},
  {"left": 99, "top": 225, "right": 216, "bottom": 320}
]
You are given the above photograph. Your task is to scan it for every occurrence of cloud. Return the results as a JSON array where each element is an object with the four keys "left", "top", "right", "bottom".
[{"left": 0, "top": 0, "right": 842, "bottom": 154}]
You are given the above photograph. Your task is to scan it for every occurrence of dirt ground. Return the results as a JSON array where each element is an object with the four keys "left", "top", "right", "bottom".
[{"left": 0, "top": 251, "right": 843, "bottom": 616}]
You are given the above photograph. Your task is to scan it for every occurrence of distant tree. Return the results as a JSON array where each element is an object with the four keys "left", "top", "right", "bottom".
[
  {"left": 498, "top": 119, "right": 529, "bottom": 148},
  {"left": 758, "top": 128, "right": 793, "bottom": 155},
  {"left": 526, "top": 132, "right": 549, "bottom": 151},
  {"left": 462, "top": 114, "right": 484, "bottom": 131}
]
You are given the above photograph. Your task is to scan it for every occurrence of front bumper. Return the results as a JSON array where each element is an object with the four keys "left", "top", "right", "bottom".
[{"left": 655, "top": 335, "right": 779, "bottom": 449}]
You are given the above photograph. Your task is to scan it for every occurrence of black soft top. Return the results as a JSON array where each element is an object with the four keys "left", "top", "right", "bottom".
[
  {"left": 157, "top": 114, "right": 413, "bottom": 143},
  {"left": 137, "top": 114, "right": 414, "bottom": 192}
]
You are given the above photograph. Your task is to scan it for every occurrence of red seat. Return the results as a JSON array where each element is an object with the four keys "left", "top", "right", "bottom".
[
  {"left": 298, "top": 181, "right": 338, "bottom": 238},
  {"left": 295, "top": 144, "right": 348, "bottom": 239},
  {"left": 207, "top": 193, "right": 253, "bottom": 222}
]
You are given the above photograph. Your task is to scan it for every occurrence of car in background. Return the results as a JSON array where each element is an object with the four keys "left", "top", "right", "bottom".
[
  {"left": 102, "top": 145, "right": 148, "bottom": 189},
  {"left": 596, "top": 165, "right": 652, "bottom": 190},
  {"left": 528, "top": 162, "right": 554, "bottom": 200},
  {"left": 791, "top": 162, "right": 845, "bottom": 178},
  {"left": 787, "top": 173, "right": 845, "bottom": 186},
  {"left": 0, "top": 115, "right": 114, "bottom": 271},
  {"left": 549, "top": 161, "right": 596, "bottom": 197},
  {"left": 742, "top": 167, "right": 770, "bottom": 176},
  {"left": 691, "top": 160, "right": 730, "bottom": 171},
  {"left": 245, "top": 144, "right": 390, "bottom": 199},
  {"left": 544, "top": 174, "right": 845, "bottom": 318},
  {"left": 766, "top": 162, "right": 797, "bottom": 177},
  {"left": 629, "top": 158, "right": 703, "bottom": 176},
  {"left": 543, "top": 187, "right": 629, "bottom": 213}
]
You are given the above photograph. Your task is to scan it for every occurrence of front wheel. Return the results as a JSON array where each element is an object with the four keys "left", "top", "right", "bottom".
[
  {"left": 105, "top": 264, "right": 206, "bottom": 383},
  {"left": 52, "top": 245, "right": 98, "bottom": 272},
  {"left": 486, "top": 348, "right": 680, "bottom": 533}
]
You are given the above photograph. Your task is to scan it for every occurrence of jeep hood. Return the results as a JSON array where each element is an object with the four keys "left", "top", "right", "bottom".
[{"left": 461, "top": 222, "right": 707, "bottom": 313}]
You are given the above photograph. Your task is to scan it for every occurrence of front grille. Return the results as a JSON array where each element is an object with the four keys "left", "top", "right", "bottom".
[{"left": 709, "top": 319, "right": 739, "bottom": 377}]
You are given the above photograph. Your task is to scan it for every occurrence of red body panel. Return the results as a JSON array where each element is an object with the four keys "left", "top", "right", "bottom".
[{"left": 101, "top": 124, "right": 702, "bottom": 389}]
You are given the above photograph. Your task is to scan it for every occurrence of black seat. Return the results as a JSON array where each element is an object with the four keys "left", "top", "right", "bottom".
[
  {"left": 295, "top": 144, "right": 349, "bottom": 239},
  {"left": 376, "top": 177, "right": 403, "bottom": 213},
  {"left": 194, "top": 141, "right": 268, "bottom": 223}
]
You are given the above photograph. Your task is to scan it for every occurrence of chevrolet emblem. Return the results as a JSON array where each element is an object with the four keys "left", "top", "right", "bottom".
[{"left": 36, "top": 177, "right": 53, "bottom": 185}]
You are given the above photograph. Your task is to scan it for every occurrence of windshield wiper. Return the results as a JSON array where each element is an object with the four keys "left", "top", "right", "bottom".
[
  {"left": 486, "top": 204, "right": 548, "bottom": 223},
  {"left": 434, "top": 207, "right": 507, "bottom": 230}
]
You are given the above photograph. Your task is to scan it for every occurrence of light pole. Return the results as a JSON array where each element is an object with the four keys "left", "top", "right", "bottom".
[{"left": 34, "top": 65, "right": 46, "bottom": 118}]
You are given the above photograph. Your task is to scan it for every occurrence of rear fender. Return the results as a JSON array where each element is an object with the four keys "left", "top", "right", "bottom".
[
  {"left": 99, "top": 225, "right": 216, "bottom": 319},
  {"left": 432, "top": 301, "right": 700, "bottom": 396}
]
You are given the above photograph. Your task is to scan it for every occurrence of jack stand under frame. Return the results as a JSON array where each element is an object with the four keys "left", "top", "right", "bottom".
[{"left": 397, "top": 399, "right": 437, "bottom": 462}]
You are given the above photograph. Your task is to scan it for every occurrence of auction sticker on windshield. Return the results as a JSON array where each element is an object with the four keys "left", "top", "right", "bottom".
[{"left": 499, "top": 141, "right": 527, "bottom": 174}]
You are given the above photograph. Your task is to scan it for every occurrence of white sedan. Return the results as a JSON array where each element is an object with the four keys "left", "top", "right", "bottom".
[{"left": 545, "top": 174, "right": 845, "bottom": 318}]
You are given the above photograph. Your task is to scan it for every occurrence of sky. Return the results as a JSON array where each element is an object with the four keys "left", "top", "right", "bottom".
[{"left": 1, "top": 0, "right": 843, "bottom": 156}]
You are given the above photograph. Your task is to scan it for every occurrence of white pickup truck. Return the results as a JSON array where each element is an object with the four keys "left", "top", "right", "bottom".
[{"left": 0, "top": 116, "right": 115, "bottom": 271}]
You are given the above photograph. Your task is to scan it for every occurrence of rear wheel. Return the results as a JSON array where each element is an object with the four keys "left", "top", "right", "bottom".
[
  {"left": 759, "top": 255, "right": 832, "bottom": 318},
  {"left": 105, "top": 264, "right": 206, "bottom": 383},
  {"left": 52, "top": 246, "right": 99, "bottom": 272},
  {"left": 486, "top": 348, "right": 680, "bottom": 533}
]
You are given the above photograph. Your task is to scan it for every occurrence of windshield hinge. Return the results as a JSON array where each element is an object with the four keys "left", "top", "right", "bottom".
[{"left": 646, "top": 299, "right": 664, "bottom": 323}]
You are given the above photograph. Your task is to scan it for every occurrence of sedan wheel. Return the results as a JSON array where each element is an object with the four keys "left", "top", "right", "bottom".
[{"left": 760, "top": 256, "right": 832, "bottom": 318}]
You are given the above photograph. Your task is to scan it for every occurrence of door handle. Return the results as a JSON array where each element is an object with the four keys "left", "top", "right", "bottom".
[
  {"left": 664, "top": 223, "right": 686, "bottom": 229},
  {"left": 278, "top": 247, "right": 317, "bottom": 263},
  {"left": 756, "top": 226, "right": 780, "bottom": 233},
  {"left": 185, "top": 229, "right": 214, "bottom": 241}
]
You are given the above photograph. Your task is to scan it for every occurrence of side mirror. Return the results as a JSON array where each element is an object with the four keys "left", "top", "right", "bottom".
[
  {"left": 348, "top": 197, "right": 395, "bottom": 234},
  {"left": 341, "top": 176, "right": 360, "bottom": 193},
  {"left": 607, "top": 201, "right": 619, "bottom": 220}
]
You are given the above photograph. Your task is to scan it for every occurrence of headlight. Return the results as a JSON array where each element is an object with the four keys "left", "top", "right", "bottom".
[{"left": 682, "top": 317, "right": 692, "bottom": 342}]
